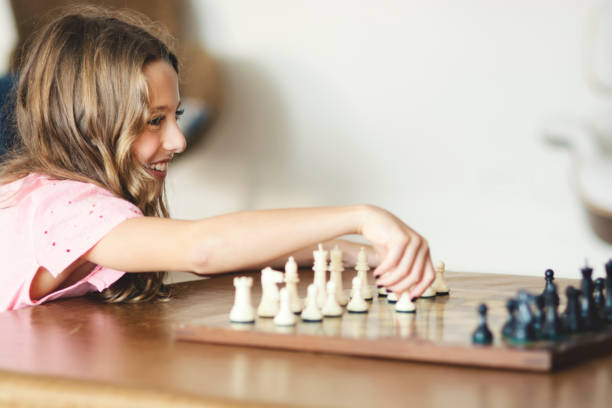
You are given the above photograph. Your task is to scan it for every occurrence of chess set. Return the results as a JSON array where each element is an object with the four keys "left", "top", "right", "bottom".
[{"left": 174, "top": 245, "right": 612, "bottom": 372}]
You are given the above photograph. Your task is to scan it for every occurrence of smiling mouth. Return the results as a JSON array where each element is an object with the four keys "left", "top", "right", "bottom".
[{"left": 144, "top": 161, "right": 169, "bottom": 178}]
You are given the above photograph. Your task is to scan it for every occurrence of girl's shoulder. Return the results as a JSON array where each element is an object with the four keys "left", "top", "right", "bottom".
[{"left": 0, "top": 173, "right": 141, "bottom": 216}]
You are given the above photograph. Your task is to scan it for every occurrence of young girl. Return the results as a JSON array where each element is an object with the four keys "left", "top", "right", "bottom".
[{"left": 0, "top": 7, "right": 434, "bottom": 311}]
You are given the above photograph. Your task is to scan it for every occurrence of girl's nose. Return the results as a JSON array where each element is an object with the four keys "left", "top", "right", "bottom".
[{"left": 164, "top": 121, "right": 187, "bottom": 154}]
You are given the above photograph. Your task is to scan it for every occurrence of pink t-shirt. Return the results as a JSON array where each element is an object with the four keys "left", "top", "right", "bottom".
[{"left": 0, "top": 173, "right": 143, "bottom": 311}]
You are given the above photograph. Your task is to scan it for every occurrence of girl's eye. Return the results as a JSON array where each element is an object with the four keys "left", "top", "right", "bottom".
[
  {"left": 175, "top": 108, "right": 185, "bottom": 120},
  {"left": 148, "top": 115, "right": 165, "bottom": 126}
]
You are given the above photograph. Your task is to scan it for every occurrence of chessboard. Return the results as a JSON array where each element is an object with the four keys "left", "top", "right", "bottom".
[{"left": 174, "top": 269, "right": 612, "bottom": 372}]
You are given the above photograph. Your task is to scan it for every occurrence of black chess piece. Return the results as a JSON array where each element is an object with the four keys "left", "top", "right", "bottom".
[
  {"left": 472, "top": 303, "right": 493, "bottom": 345},
  {"left": 530, "top": 294, "right": 545, "bottom": 338},
  {"left": 594, "top": 278, "right": 605, "bottom": 316},
  {"left": 580, "top": 265, "right": 601, "bottom": 330},
  {"left": 604, "top": 260, "right": 612, "bottom": 324},
  {"left": 542, "top": 281, "right": 563, "bottom": 340},
  {"left": 512, "top": 290, "right": 536, "bottom": 343},
  {"left": 542, "top": 269, "right": 559, "bottom": 307},
  {"left": 502, "top": 298, "right": 518, "bottom": 338},
  {"left": 562, "top": 286, "right": 583, "bottom": 333}
]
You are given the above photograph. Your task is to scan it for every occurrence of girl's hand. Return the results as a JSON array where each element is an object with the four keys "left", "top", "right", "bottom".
[{"left": 358, "top": 205, "right": 434, "bottom": 298}]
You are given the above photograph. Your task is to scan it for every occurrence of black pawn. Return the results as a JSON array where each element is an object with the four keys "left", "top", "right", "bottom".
[
  {"left": 502, "top": 298, "right": 518, "bottom": 338},
  {"left": 604, "top": 260, "right": 612, "bottom": 324},
  {"left": 562, "top": 286, "right": 583, "bottom": 333},
  {"left": 472, "top": 303, "right": 493, "bottom": 345},
  {"left": 542, "top": 269, "right": 559, "bottom": 307},
  {"left": 580, "top": 265, "right": 601, "bottom": 330},
  {"left": 542, "top": 282, "right": 563, "bottom": 340},
  {"left": 512, "top": 290, "right": 536, "bottom": 343}
]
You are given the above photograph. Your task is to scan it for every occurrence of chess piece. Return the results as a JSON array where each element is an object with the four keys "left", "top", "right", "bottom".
[
  {"left": 594, "top": 277, "right": 605, "bottom": 316},
  {"left": 604, "top": 259, "right": 612, "bottom": 324},
  {"left": 432, "top": 260, "right": 450, "bottom": 295},
  {"left": 530, "top": 294, "right": 545, "bottom": 337},
  {"left": 329, "top": 245, "right": 349, "bottom": 306},
  {"left": 284, "top": 256, "right": 303, "bottom": 314},
  {"left": 377, "top": 286, "right": 388, "bottom": 297},
  {"left": 229, "top": 276, "right": 255, "bottom": 323},
  {"left": 562, "top": 286, "right": 583, "bottom": 334},
  {"left": 512, "top": 290, "right": 536, "bottom": 342},
  {"left": 301, "top": 284, "right": 323, "bottom": 322},
  {"left": 322, "top": 280, "right": 343, "bottom": 317},
  {"left": 502, "top": 298, "right": 518, "bottom": 338},
  {"left": 541, "top": 269, "right": 559, "bottom": 306},
  {"left": 579, "top": 264, "right": 601, "bottom": 330},
  {"left": 312, "top": 244, "right": 328, "bottom": 308},
  {"left": 395, "top": 291, "right": 416, "bottom": 313},
  {"left": 387, "top": 291, "right": 398, "bottom": 304},
  {"left": 347, "top": 276, "right": 369, "bottom": 313},
  {"left": 355, "top": 247, "right": 374, "bottom": 300},
  {"left": 257, "top": 267, "right": 284, "bottom": 318},
  {"left": 541, "top": 282, "right": 563, "bottom": 340},
  {"left": 472, "top": 304, "right": 493, "bottom": 345},
  {"left": 274, "top": 288, "right": 297, "bottom": 326}
]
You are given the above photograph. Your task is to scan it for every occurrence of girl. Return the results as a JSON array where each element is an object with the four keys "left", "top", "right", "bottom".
[{"left": 0, "top": 7, "right": 434, "bottom": 311}]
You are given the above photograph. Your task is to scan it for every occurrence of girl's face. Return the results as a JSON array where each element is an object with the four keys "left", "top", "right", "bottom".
[{"left": 132, "top": 60, "right": 186, "bottom": 179}]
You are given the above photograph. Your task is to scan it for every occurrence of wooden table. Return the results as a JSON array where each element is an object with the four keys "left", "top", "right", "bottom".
[{"left": 1, "top": 271, "right": 611, "bottom": 408}]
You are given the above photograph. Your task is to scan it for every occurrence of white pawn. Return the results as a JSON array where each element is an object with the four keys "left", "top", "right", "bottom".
[
  {"left": 322, "top": 280, "right": 343, "bottom": 317},
  {"left": 432, "top": 260, "right": 450, "bottom": 295},
  {"left": 347, "top": 276, "right": 369, "bottom": 313},
  {"left": 257, "top": 267, "right": 284, "bottom": 318},
  {"left": 395, "top": 291, "right": 416, "bottom": 313},
  {"left": 387, "top": 291, "right": 398, "bottom": 304},
  {"left": 284, "top": 256, "right": 303, "bottom": 313},
  {"left": 377, "top": 286, "right": 388, "bottom": 297},
  {"left": 329, "top": 245, "right": 348, "bottom": 306},
  {"left": 312, "top": 244, "right": 328, "bottom": 308},
  {"left": 301, "top": 284, "right": 323, "bottom": 322},
  {"left": 274, "top": 288, "right": 297, "bottom": 326},
  {"left": 229, "top": 276, "right": 255, "bottom": 323},
  {"left": 355, "top": 247, "right": 373, "bottom": 300}
]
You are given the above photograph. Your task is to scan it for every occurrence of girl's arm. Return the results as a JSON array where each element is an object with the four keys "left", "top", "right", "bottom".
[{"left": 84, "top": 204, "right": 434, "bottom": 296}]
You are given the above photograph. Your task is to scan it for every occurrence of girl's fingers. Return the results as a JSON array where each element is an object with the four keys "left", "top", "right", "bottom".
[
  {"left": 387, "top": 241, "right": 428, "bottom": 293},
  {"left": 375, "top": 236, "right": 421, "bottom": 287},
  {"left": 408, "top": 258, "right": 435, "bottom": 298},
  {"left": 372, "top": 239, "right": 406, "bottom": 279}
]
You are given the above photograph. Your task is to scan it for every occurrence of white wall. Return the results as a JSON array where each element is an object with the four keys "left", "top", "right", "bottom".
[{"left": 167, "top": 0, "right": 612, "bottom": 278}]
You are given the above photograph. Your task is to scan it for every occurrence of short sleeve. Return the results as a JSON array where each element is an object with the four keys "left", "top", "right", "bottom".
[{"left": 32, "top": 180, "right": 143, "bottom": 277}]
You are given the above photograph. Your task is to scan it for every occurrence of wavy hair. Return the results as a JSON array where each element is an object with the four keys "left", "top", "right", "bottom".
[{"left": 0, "top": 6, "right": 180, "bottom": 303}]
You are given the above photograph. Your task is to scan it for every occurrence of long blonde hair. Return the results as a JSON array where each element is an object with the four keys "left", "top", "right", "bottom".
[{"left": 0, "top": 6, "right": 180, "bottom": 303}]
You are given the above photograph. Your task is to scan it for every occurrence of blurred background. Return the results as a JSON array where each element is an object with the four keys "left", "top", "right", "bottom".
[{"left": 3, "top": 0, "right": 612, "bottom": 278}]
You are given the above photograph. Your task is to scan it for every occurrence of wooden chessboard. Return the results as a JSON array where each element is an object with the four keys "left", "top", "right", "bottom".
[{"left": 173, "top": 270, "right": 612, "bottom": 372}]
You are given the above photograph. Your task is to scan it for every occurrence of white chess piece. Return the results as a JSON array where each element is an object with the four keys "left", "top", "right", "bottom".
[
  {"left": 395, "top": 291, "right": 416, "bottom": 313},
  {"left": 284, "top": 256, "right": 303, "bottom": 313},
  {"left": 257, "top": 267, "right": 284, "bottom": 317},
  {"left": 312, "top": 244, "right": 328, "bottom": 308},
  {"left": 347, "top": 276, "right": 369, "bottom": 313},
  {"left": 229, "top": 276, "right": 255, "bottom": 323},
  {"left": 377, "top": 286, "right": 388, "bottom": 297},
  {"left": 355, "top": 247, "right": 373, "bottom": 300},
  {"left": 387, "top": 291, "right": 398, "bottom": 304},
  {"left": 329, "top": 245, "right": 348, "bottom": 306},
  {"left": 432, "top": 260, "right": 450, "bottom": 295},
  {"left": 274, "top": 288, "right": 297, "bottom": 326},
  {"left": 301, "top": 284, "right": 323, "bottom": 322},
  {"left": 322, "top": 280, "right": 343, "bottom": 317}
]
